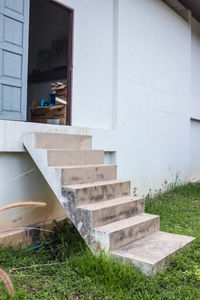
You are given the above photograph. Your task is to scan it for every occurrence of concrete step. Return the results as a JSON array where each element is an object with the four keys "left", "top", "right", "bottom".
[
  {"left": 34, "top": 132, "right": 92, "bottom": 149},
  {"left": 23, "top": 131, "right": 195, "bottom": 275},
  {"left": 78, "top": 196, "right": 145, "bottom": 227},
  {"left": 112, "top": 231, "right": 195, "bottom": 276},
  {"left": 63, "top": 180, "right": 131, "bottom": 206},
  {"left": 60, "top": 164, "right": 117, "bottom": 185},
  {"left": 94, "top": 213, "right": 160, "bottom": 251},
  {"left": 47, "top": 149, "right": 104, "bottom": 166}
]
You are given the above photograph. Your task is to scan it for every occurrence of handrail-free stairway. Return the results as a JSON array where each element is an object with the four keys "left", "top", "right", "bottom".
[{"left": 23, "top": 132, "right": 195, "bottom": 275}]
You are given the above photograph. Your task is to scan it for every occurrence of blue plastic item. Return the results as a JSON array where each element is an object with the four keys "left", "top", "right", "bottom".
[
  {"left": 50, "top": 92, "right": 56, "bottom": 105},
  {"left": 40, "top": 99, "right": 51, "bottom": 107},
  {"left": 23, "top": 241, "right": 52, "bottom": 252}
]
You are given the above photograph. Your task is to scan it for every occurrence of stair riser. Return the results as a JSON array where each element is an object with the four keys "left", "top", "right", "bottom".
[
  {"left": 61, "top": 165, "right": 117, "bottom": 185},
  {"left": 92, "top": 199, "right": 145, "bottom": 227},
  {"left": 47, "top": 150, "right": 104, "bottom": 166},
  {"left": 73, "top": 181, "right": 130, "bottom": 206},
  {"left": 35, "top": 133, "right": 92, "bottom": 149},
  {"left": 109, "top": 217, "right": 160, "bottom": 250}
]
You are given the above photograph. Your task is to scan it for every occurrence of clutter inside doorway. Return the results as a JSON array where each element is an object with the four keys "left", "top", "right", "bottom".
[{"left": 31, "top": 82, "right": 67, "bottom": 125}]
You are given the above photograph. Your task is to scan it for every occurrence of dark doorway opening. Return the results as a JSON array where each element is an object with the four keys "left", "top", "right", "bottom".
[{"left": 27, "top": 0, "right": 73, "bottom": 125}]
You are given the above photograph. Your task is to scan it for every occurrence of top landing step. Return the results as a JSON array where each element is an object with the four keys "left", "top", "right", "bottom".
[{"left": 34, "top": 132, "right": 92, "bottom": 150}]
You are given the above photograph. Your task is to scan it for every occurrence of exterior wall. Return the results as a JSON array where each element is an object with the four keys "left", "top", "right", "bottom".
[
  {"left": 0, "top": 152, "right": 67, "bottom": 231},
  {"left": 116, "top": 0, "right": 191, "bottom": 193},
  {"left": 0, "top": 120, "right": 117, "bottom": 152},
  {"left": 55, "top": 0, "right": 194, "bottom": 194},
  {"left": 189, "top": 18, "right": 200, "bottom": 180},
  {"left": 1, "top": 0, "right": 200, "bottom": 221},
  {"left": 190, "top": 120, "right": 200, "bottom": 180},
  {"left": 59, "top": 0, "right": 115, "bottom": 129},
  {"left": 191, "top": 18, "right": 200, "bottom": 120}
]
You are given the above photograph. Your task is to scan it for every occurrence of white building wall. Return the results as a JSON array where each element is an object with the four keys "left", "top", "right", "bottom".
[
  {"left": 191, "top": 18, "right": 200, "bottom": 119},
  {"left": 1, "top": 0, "right": 200, "bottom": 226},
  {"left": 190, "top": 120, "right": 200, "bottom": 180},
  {"left": 58, "top": 0, "right": 114, "bottom": 129},
  {"left": 115, "top": 0, "right": 192, "bottom": 193},
  {"left": 56, "top": 0, "right": 194, "bottom": 194},
  {"left": 0, "top": 152, "right": 67, "bottom": 231},
  {"left": 189, "top": 17, "right": 200, "bottom": 179}
]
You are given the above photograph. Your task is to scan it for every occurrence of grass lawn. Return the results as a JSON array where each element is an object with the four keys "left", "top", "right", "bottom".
[{"left": 0, "top": 182, "right": 200, "bottom": 299}]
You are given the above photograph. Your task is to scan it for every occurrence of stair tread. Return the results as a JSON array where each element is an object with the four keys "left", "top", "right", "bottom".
[
  {"left": 78, "top": 196, "right": 143, "bottom": 211},
  {"left": 94, "top": 213, "right": 159, "bottom": 233},
  {"left": 34, "top": 132, "right": 92, "bottom": 138},
  {"left": 66, "top": 179, "right": 130, "bottom": 189},
  {"left": 112, "top": 231, "right": 195, "bottom": 265},
  {"left": 46, "top": 148, "right": 92, "bottom": 150},
  {"left": 47, "top": 149, "right": 103, "bottom": 152},
  {"left": 53, "top": 164, "right": 116, "bottom": 169}
]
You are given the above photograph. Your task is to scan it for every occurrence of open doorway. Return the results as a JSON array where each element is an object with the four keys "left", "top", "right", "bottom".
[{"left": 27, "top": 0, "right": 73, "bottom": 125}]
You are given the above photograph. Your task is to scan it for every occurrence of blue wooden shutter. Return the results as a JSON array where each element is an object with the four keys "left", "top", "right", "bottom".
[{"left": 0, "top": 0, "right": 30, "bottom": 120}]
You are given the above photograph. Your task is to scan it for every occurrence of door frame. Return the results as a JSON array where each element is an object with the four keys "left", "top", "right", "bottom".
[{"left": 46, "top": 0, "right": 74, "bottom": 125}]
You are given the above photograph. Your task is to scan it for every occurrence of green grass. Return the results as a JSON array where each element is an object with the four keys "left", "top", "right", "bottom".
[{"left": 0, "top": 182, "right": 200, "bottom": 299}]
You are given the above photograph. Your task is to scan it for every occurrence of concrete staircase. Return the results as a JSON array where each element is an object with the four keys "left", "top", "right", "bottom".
[{"left": 23, "top": 132, "right": 194, "bottom": 275}]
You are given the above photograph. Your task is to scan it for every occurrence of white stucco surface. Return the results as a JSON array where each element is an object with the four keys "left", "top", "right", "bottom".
[
  {"left": 191, "top": 18, "right": 200, "bottom": 120},
  {"left": 189, "top": 120, "right": 200, "bottom": 180},
  {"left": 0, "top": 152, "right": 67, "bottom": 231},
  {"left": 0, "top": 120, "right": 117, "bottom": 152},
  {"left": 116, "top": 0, "right": 191, "bottom": 192},
  {"left": 1, "top": 0, "right": 200, "bottom": 203},
  {"left": 57, "top": 0, "right": 114, "bottom": 129}
]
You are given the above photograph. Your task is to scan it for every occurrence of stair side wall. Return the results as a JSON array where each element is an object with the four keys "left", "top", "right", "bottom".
[{"left": 23, "top": 133, "right": 100, "bottom": 248}]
